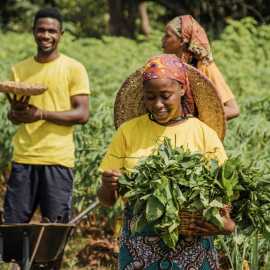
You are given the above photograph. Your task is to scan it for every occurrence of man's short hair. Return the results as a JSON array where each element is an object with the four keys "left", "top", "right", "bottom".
[{"left": 33, "top": 7, "right": 63, "bottom": 29}]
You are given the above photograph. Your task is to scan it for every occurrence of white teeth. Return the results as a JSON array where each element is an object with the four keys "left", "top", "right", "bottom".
[{"left": 40, "top": 43, "right": 51, "bottom": 47}]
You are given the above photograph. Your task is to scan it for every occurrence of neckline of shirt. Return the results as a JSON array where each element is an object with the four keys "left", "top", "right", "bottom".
[
  {"left": 33, "top": 53, "right": 63, "bottom": 65},
  {"left": 146, "top": 114, "right": 194, "bottom": 129}
]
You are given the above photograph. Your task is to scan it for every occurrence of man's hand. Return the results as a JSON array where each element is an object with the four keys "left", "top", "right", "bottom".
[
  {"left": 7, "top": 95, "right": 42, "bottom": 125},
  {"left": 10, "top": 95, "right": 30, "bottom": 110},
  {"left": 8, "top": 104, "right": 42, "bottom": 124},
  {"left": 7, "top": 110, "right": 21, "bottom": 125}
]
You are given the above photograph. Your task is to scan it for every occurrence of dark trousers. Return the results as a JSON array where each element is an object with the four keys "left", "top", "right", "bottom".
[{"left": 4, "top": 162, "right": 73, "bottom": 224}]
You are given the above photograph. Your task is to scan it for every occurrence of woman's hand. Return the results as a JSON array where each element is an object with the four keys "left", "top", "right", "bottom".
[
  {"left": 101, "top": 170, "right": 121, "bottom": 192},
  {"left": 183, "top": 205, "right": 235, "bottom": 236},
  {"left": 186, "top": 218, "right": 220, "bottom": 236},
  {"left": 97, "top": 170, "right": 121, "bottom": 207},
  {"left": 220, "top": 204, "right": 236, "bottom": 234}
]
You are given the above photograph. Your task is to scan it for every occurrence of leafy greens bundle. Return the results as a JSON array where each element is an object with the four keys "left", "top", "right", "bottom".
[{"left": 118, "top": 138, "right": 270, "bottom": 248}]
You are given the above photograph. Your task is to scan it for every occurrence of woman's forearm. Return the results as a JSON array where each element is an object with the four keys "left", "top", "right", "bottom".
[{"left": 224, "top": 99, "right": 240, "bottom": 120}]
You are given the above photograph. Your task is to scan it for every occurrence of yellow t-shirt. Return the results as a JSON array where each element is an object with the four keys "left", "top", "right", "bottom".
[
  {"left": 198, "top": 62, "right": 234, "bottom": 104},
  {"left": 100, "top": 115, "right": 227, "bottom": 172},
  {"left": 11, "top": 54, "right": 90, "bottom": 168}
]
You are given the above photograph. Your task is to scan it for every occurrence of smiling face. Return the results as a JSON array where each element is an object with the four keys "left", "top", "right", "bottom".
[
  {"left": 33, "top": 17, "right": 63, "bottom": 57},
  {"left": 143, "top": 78, "right": 185, "bottom": 125}
]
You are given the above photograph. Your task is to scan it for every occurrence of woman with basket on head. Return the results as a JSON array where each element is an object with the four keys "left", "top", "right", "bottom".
[
  {"left": 162, "top": 15, "right": 240, "bottom": 120},
  {"left": 97, "top": 54, "right": 235, "bottom": 270}
]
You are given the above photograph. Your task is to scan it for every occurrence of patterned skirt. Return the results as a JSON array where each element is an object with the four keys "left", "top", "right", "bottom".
[{"left": 118, "top": 206, "right": 220, "bottom": 270}]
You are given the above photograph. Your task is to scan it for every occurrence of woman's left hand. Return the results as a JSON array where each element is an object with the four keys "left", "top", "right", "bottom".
[
  {"left": 187, "top": 205, "right": 235, "bottom": 236},
  {"left": 219, "top": 204, "right": 236, "bottom": 234}
]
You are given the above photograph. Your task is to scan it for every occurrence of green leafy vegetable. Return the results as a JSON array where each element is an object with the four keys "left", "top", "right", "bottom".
[{"left": 119, "top": 138, "right": 270, "bottom": 248}]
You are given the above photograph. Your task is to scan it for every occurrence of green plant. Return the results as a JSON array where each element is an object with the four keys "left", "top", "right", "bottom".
[{"left": 0, "top": 17, "right": 270, "bottom": 268}]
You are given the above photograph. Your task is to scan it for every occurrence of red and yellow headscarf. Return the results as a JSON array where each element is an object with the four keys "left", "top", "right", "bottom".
[
  {"left": 167, "top": 15, "right": 213, "bottom": 65},
  {"left": 143, "top": 54, "right": 196, "bottom": 115}
]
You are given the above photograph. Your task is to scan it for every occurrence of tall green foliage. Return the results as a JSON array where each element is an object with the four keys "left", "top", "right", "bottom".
[
  {"left": 213, "top": 17, "right": 270, "bottom": 98},
  {"left": 0, "top": 18, "right": 270, "bottom": 265},
  {"left": 1, "top": 18, "right": 270, "bottom": 205},
  {"left": 55, "top": 0, "right": 108, "bottom": 37},
  {"left": 1, "top": 0, "right": 269, "bottom": 37}
]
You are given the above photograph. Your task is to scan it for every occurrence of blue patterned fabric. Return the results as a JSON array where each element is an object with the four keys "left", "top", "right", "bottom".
[{"left": 118, "top": 205, "right": 219, "bottom": 270}]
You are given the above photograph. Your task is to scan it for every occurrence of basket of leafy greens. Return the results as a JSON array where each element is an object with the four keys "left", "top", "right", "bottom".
[{"left": 118, "top": 138, "right": 270, "bottom": 248}]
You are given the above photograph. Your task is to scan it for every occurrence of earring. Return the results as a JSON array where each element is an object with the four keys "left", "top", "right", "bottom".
[{"left": 148, "top": 112, "right": 155, "bottom": 121}]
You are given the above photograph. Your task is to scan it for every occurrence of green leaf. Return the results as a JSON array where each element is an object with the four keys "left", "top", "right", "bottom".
[
  {"left": 176, "top": 177, "right": 190, "bottom": 186},
  {"left": 203, "top": 207, "right": 224, "bottom": 229},
  {"left": 161, "top": 229, "right": 179, "bottom": 249},
  {"left": 172, "top": 184, "right": 186, "bottom": 206},
  {"left": 145, "top": 195, "right": 165, "bottom": 222},
  {"left": 133, "top": 199, "right": 146, "bottom": 216},
  {"left": 131, "top": 214, "right": 147, "bottom": 234},
  {"left": 208, "top": 200, "right": 224, "bottom": 208},
  {"left": 153, "top": 188, "right": 168, "bottom": 206},
  {"left": 123, "top": 189, "right": 140, "bottom": 199}
]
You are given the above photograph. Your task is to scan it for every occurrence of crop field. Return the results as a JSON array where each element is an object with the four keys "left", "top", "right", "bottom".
[{"left": 1, "top": 18, "right": 270, "bottom": 269}]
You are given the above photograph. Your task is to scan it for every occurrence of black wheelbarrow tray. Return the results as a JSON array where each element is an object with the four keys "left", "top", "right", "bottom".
[{"left": 0, "top": 200, "right": 99, "bottom": 270}]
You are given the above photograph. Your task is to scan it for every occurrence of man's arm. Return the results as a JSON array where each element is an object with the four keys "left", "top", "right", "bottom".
[
  {"left": 43, "top": 94, "right": 89, "bottom": 125},
  {"left": 8, "top": 94, "right": 90, "bottom": 126}
]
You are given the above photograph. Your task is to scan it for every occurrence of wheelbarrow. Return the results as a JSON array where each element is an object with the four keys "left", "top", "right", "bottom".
[{"left": 0, "top": 200, "right": 100, "bottom": 270}]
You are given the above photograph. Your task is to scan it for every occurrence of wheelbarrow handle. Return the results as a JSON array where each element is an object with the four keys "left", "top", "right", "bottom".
[{"left": 70, "top": 200, "right": 100, "bottom": 225}]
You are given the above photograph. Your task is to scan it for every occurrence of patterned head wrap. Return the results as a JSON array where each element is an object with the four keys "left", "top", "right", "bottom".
[
  {"left": 143, "top": 54, "right": 195, "bottom": 115},
  {"left": 167, "top": 15, "right": 213, "bottom": 65}
]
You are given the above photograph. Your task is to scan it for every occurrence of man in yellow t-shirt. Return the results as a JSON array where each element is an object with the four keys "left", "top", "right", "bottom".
[{"left": 4, "top": 8, "right": 90, "bottom": 225}]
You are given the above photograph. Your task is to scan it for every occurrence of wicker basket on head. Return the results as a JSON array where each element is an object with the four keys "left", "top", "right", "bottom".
[
  {"left": 0, "top": 81, "right": 47, "bottom": 96},
  {"left": 114, "top": 64, "right": 225, "bottom": 140}
]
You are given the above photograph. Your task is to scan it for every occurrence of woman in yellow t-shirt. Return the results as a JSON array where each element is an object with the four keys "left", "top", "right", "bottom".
[
  {"left": 162, "top": 15, "right": 240, "bottom": 120},
  {"left": 98, "top": 54, "right": 235, "bottom": 270}
]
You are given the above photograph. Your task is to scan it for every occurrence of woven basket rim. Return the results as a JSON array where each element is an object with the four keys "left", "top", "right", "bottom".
[{"left": 0, "top": 81, "right": 47, "bottom": 96}]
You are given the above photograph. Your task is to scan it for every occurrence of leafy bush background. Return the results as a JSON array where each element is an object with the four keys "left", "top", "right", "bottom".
[
  {"left": 0, "top": 17, "right": 270, "bottom": 266},
  {"left": 1, "top": 18, "right": 270, "bottom": 206}
]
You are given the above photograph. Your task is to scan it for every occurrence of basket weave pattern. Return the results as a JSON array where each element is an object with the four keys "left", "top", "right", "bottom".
[
  {"left": 0, "top": 81, "right": 47, "bottom": 96},
  {"left": 179, "top": 211, "right": 203, "bottom": 236}
]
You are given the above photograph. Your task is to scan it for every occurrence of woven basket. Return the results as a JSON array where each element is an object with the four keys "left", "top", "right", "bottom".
[
  {"left": 0, "top": 81, "right": 47, "bottom": 96},
  {"left": 179, "top": 211, "right": 204, "bottom": 236},
  {"left": 114, "top": 64, "right": 225, "bottom": 141}
]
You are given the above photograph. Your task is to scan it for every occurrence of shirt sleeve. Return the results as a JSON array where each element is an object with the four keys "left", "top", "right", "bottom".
[
  {"left": 69, "top": 62, "right": 90, "bottom": 96},
  {"left": 99, "top": 127, "right": 126, "bottom": 172},
  {"left": 198, "top": 62, "right": 234, "bottom": 104},
  {"left": 202, "top": 123, "right": 227, "bottom": 165}
]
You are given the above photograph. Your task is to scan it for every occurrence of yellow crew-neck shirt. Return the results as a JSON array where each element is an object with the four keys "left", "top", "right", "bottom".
[
  {"left": 11, "top": 54, "right": 90, "bottom": 168},
  {"left": 100, "top": 115, "right": 227, "bottom": 172}
]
